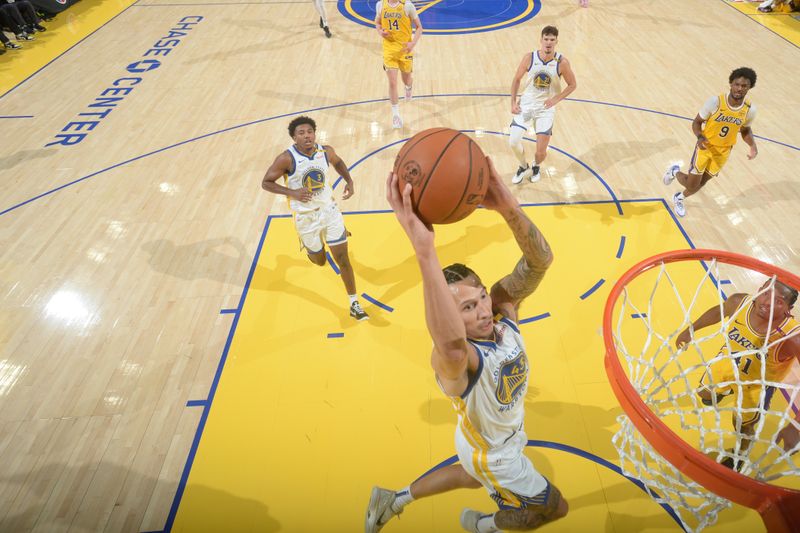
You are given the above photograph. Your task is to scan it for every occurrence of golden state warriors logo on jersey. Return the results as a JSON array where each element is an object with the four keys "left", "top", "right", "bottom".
[
  {"left": 495, "top": 352, "right": 528, "bottom": 406},
  {"left": 532, "top": 71, "right": 552, "bottom": 90},
  {"left": 302, "top": 169, "right": 325, "bottom": 194}
]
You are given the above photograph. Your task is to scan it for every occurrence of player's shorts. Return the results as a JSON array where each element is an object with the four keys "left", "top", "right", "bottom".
[
  {"left": 455, "top": 426, "right": 550, "bottom": 510},
  {"left": 293, "top": 202, "right": 347, "bottom": 254},
  {"left": 510, "top": 102, "right": 555, "bottom": 136},
  {"left": 689, "top": 143, "right": 732, "bottom": 177},
  {"left": 383, "top": 43, "right": 413, "bottom": 73},
  {"left": 699, "top": 354, "right": 775, "bottom": 425}
]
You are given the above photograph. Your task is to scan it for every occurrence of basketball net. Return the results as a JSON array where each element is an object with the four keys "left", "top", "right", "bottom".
[{"left": 604, "top": 250, "right": 800, "bottom": 532}]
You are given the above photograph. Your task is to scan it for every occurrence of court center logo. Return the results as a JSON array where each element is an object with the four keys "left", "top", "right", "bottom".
[
  {"left": 495, "top": 352, "right": 528, "bottom": 405},
  {"left": 340, "top": 0, "right": 540, "bottom": 35},
  {"left": 303, "top": 169, "right": 326, "bottom": 193}
]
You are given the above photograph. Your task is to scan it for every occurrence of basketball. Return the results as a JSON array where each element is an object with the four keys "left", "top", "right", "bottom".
[{"left": 393, "top": 128, "right": 490, "bottom": 225}]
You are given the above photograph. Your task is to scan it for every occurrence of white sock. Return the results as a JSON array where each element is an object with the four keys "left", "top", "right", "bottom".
[
  {"left": 391, "top": 487, "right": 414, "bottom": 513},
  {"left": 348, "top": 294, "right": 358, "bottom": 305},
  {"left": 313, "top": 0, "right": 328, "bottom": 25},
  {"left": 476, "top": 513, "right": 500, "bottom": 533},
  {"left": 391, "top": 104, "right": 400, "bottom": 117}
]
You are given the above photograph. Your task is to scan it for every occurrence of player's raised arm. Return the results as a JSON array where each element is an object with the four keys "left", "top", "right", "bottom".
[
  {"left": 261, "top": 151, "right": 311, "bottom": 202},
  {"left": 675, "top": 293, "right": 746, "bottom": 348},
  {"left": 482, "top": 158, "right": 553, "bottom": 321},
  {"left": 386, "top": 172, "right": 471, "bottom": 396}
]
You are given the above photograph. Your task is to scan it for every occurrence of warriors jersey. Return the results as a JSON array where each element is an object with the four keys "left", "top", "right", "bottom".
[
  {"left": 718, "top": 296, "right": 799, "bottom": 383},
  {"left": 284, "top": 143, "right": 334, "bottom": 214},
  {"left": 449, "top": 316, "right": 529, "bottom": 451},
  {"left": 699, "top": 94, "right": 756, "bottom": 148},
  {"left": 377, "top": 0, "right": 416, "bottom": 47},
  {"left": 521, "top": 51, "right": 562, "bottom": 107}
]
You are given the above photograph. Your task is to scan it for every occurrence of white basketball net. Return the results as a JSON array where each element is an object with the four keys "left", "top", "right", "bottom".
[{"left": 609, "top": 258, "right": 800, "bottom": 532}]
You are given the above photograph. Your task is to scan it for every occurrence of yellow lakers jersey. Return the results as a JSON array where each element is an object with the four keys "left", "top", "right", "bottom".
[
  {"left": 702, "top": 93, "right": 752, "bottom": 147},
  {"left": 380, "top": 0, "right": 412, "bottom": 46},
  {"left": 721, "top": 297, "right": 799, "bottom": 383}
]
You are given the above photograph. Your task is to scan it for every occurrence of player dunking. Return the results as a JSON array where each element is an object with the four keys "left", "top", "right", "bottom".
[
  {"left": 509, "top": 26, "right": 577, "bottom": 184},
  {"left": 676, "top": 281, "right": 800, "bottom": 468},
  {"left": 662, "top": 67, "right": 758, "bottom": 217},
  {"left": 374, "top": 0, "right": 423, "bottom": 129},
  {"left": 261, "top": 116, "right": 369, "bottom": 321},
  {"left": 365, "top": 159, "right": 568, "bottom": 532}
]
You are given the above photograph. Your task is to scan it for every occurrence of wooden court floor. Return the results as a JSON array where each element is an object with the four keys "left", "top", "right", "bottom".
[{"left": 1, "top": 0, "right": 799, "bottom": 531}]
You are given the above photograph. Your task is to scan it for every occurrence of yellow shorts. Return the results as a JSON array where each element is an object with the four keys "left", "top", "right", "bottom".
[
  {"left": 383, "top": 44, "right": 413, "bottom": 73},
  {"left": 700, "top": 354, "right": 774, "bottom": 425},
  {"left": 689, "top": 143, "right": 732, "bottom": 177}
]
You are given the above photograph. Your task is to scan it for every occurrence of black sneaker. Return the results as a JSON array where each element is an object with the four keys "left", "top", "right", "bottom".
[
  {"left": 16, "top": 33, "right": 34, "bottom": 41},
  {"left": 319, "top": 16, "right": 324, "bottom": 28},
  {"left": 5, "top": 41, "right": 22, "bottom": 50},
  {"left": 530, "top": 165, "right": 541, "bottom": 183},
  {"left": 323, "top": 26, "right": 331, "bottom": 38},
  {"left": 350, "top": 301, "right": 369, "bottom": 321},
  {"left": 511, "top": 163, "right": 531, "bottom": 184},
  {"left": 34, "top": 24, "right": 47, "bottom": 32}
]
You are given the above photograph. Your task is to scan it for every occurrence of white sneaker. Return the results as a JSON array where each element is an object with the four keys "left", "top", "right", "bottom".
[
  {"left": 392, "top": 115, "right": 402, "bottom": 129},
  {"left": 673, "top": 192, "right": 686, "bottom": 217},
  {"left": 512, "top": 164, "right": 531, "bottom": 184},
  {"left": 663, "top": 164, "right": 679, "bottom": 185},
  {"left": 460, "top": 509, "right": 485, "bottom": 533},
  {"left": 404, "top": 85, "right": 412, "bottom": 101},
  {"left": 365, "top": 487, "right": 400, "bottom": 533},
  {"left": 530, "top": 165, "right": 541, "bottom": 183}
]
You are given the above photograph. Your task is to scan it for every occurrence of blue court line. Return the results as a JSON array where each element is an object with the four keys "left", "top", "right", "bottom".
[
  {"left": 519, "top": 312, "right": 550, "bottom": 324},
  {"left": 219, "top": 308, "right": 237, "bottom": 314},
  {"left": 334, "top": 137, "right": 409, "bottom": 190},
  {"left": 1, "top": 3, "right": 140, "bottom": 100},
  {"left": 327, "top": 332, "right": 344, "bottom": 338},
  {"left": 616, "top": 236, "right": 626, "bottom": 259},
  {"left": 719, "top": 0, "right": 800, "bottom": 51},
  {"left": 186, "top": 399, "right": 207, "bottom": 407},
  {"left": 413, "top": 440, "right": 684, "bottom": 530},
  {"left": 720, "top": 279, "right": 732, "bottom": 285},
  {"left": 5, "top": 94, "right": 799, "bottom": 217},
  {"left": 361, "top": 292, "right": 394, "bottom": 312},
  {"left": 579, "top": 279, "right": 605, "bottom": 300},
  {"left": 631, "top": 313, "right": 647, "bottom": 319},
  {"left": 160, "top": 214, "right": 275, "bottom": 532},
  {"left": 0, "top": 115, "right": 34, "bottom": 119},
  {"left": 326, "top": 251, "right": 341, "bottom": 274}
]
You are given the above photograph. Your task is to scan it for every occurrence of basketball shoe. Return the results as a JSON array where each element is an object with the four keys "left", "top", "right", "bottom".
[
  {"left": 350, "top": 301, "right": 369, "bottom": 321},
  {"left": 530, "top": 165, "right": 541, "bottom": 183},
  {"left": 404, "top": 85, "right": 413, "bottom": 101},
  {"left": 663, "top": 164, "right": 679, "bottom": 185},
  {"left": 365, "top": 487, "right": 401, "bottom": 532},
  {"left": 512, "top": 163, "right": 532, "bottom": 184},
  {"left": 673, "top": 192, "right": 686, "bottom": 217},
  {"left": 392, "top": 115, "right": 403, "bottom": 129},
  {"left": 460, "top": 509, "right": 499, "bottom": 532}
]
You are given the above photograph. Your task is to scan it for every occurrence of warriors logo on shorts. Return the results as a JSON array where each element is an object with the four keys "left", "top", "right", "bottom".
[
  {"left": 302, "top": 169, "right": 326, "bottom": 194},
  {"left": 496, "top": 352, "right": 528, "bottom": 405}
]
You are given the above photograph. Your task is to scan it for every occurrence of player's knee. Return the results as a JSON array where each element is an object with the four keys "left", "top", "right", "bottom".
[{"left": 308, "top": 253, "right": 326, "bottom": 266}]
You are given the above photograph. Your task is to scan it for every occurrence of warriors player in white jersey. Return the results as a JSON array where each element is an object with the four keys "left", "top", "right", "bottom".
[
  {"left": 262, "top": 116, "right": 369, "bottom": 321},
  {"left": 509, "top": 26, "right": 577, "bottom": 184},
  {"left": 366, "top": 159, "right": 568, "bottom": 532}
]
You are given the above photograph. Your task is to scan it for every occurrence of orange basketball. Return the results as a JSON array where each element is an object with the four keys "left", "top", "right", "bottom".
[{"left": 393, "top": 128, "right": 490, "bottom": 225}]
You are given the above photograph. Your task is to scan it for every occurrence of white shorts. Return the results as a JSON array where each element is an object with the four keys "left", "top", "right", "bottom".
[
  {"left": 511, "top": 103, "right": 555, "bottom": 136},
  {"left": 455, "top": 426, "right": 549, "bottom": 510},
  {"left": 293, "top": 203, "right": 347, "bottom": 254}
]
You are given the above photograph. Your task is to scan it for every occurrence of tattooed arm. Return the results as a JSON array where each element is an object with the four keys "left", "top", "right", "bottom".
[{"left": 481, "top": 158, "right": 553, "bottom": 322}]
